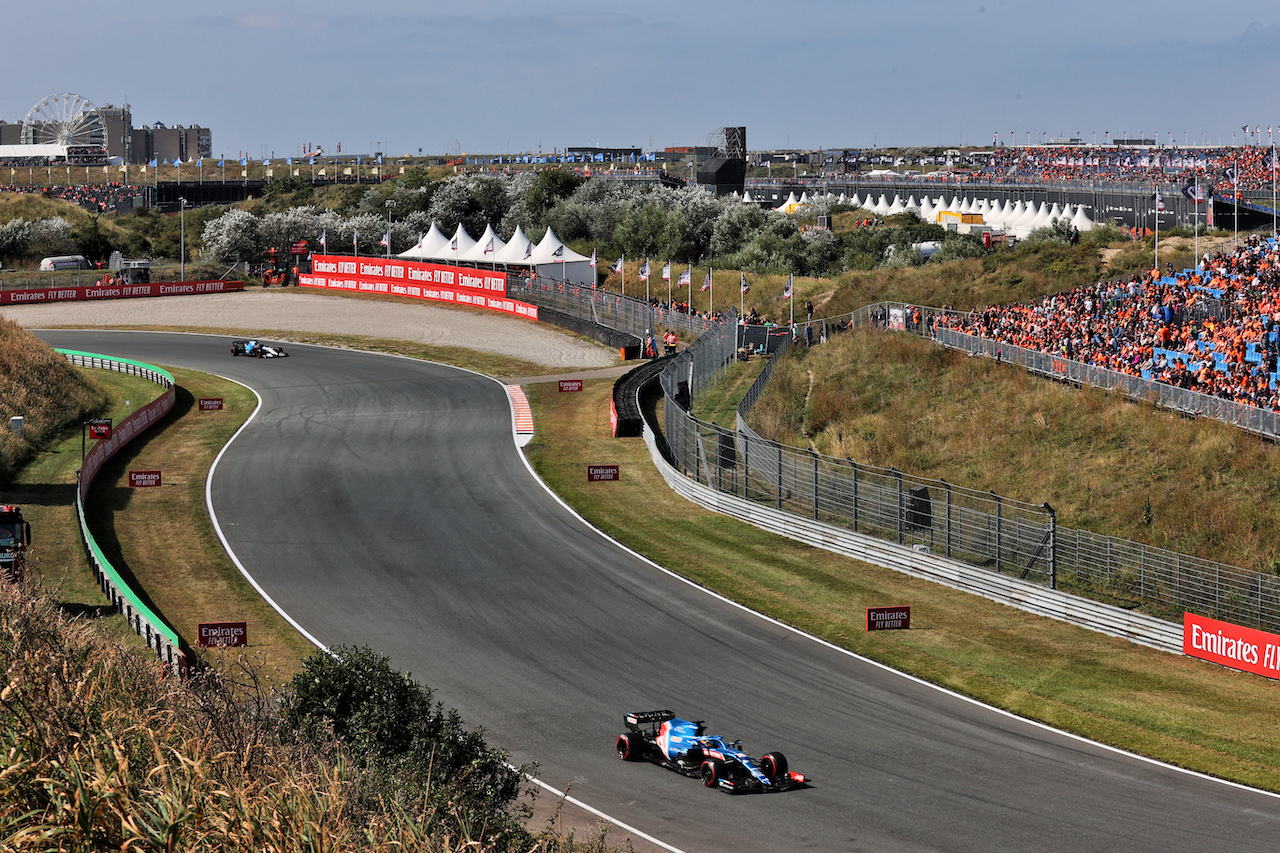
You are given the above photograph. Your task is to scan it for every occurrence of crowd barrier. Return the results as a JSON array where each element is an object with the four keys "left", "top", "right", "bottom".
[{"left": 60, "top": 350, "right": 185, "bottom": 675}]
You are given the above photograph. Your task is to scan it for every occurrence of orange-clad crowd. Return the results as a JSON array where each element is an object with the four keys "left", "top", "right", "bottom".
[
  {"left": 937, "top": 235, "right": 1280, "bottom": 410},
  {"left": 970, "top": 146, "right": 1278, "bottom": 192}
]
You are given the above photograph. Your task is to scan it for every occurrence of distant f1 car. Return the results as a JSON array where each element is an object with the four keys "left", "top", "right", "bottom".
[
  {"left": 230, "top": 339, "right": 289, "bottom": 358},
  {"left": 616, "top": 710, "right": 806, "bottom": 794}
]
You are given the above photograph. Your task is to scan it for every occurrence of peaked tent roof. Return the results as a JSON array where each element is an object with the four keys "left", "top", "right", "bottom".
[
  {"left": 529, "top": 226, "right": 593, "bottom": 265},
  {"left": 398, "top": 222, "right": 449, "bottom": 260},
  {"left": 442, "top": 223, "right": 477, "bottom": 262},
  {"left": 495, "top": 225, "right": 537, "bottom": 264},
  {"left": 458, "top": 224, "right": 506, "bottom": 262},
  {"left": 1070, "top": 204, "right": 1095, "bottom": 232}
]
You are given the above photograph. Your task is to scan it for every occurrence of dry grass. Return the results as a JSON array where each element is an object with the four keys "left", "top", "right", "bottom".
[
  {"left": 749, "top": 327, "right": 1280, "bottom": 572},
  {"left": 0, "top": 316, "right": 107, "bottom": 483},
  {"left": 83, "top": 368, "right": 317, "bottom": 684},
  {"left": 0, "top": 581, "right": 626, "bottom": 852}
]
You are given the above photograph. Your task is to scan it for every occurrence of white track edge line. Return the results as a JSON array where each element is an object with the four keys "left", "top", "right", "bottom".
[{"left": 507, "top": 389, "right": 1280, "bottom": 804}]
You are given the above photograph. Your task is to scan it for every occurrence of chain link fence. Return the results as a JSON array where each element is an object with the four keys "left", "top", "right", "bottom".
[
  {"left": 755, "top": 301, "right": 1280, "bottom": 631},
  {"left": 660, "top": 315, "right": 1056, "bottom": 590},
  {"left": 514, "top": 264, "right": 1280, "bottom": 632},
  {"left": 506, "top": 274, "right": 717, "bottom": 341}
]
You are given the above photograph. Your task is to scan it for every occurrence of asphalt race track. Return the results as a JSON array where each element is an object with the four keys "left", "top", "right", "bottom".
[{"left": 38, "top": 329, "right": 1280, "bottom": 852}]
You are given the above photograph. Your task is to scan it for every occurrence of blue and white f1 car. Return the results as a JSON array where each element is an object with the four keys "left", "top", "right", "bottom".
[{"left": 616, "top": 710, "right": 806, "bottom": 794}]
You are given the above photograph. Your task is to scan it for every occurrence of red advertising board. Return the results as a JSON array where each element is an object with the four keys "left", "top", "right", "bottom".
[
  {"left": 129, "top": 470, "right": 162, "bottom": 487},
  {"left": 559, "top": 379, "right": 584, "bottom": 392},
  {"left": 198, "top": 621, "right": 248, "bottom": 648},
  {"left": 1184, "top": 613, "right": 1280, "bottom": 679},
  {"left": 0, "top": 280, "right": 242, "bottom": 306},
  {"left": 866, "top": 606, "right": 911, "bottom": 631},
  {"left": 299, "top": 255, "right": 538, "bottom": 320},
  {"left": 198, "top": 398, "right": 224, "bottom": 411},
  {"left": 587, "top": 465, "right": 620, "bottom": 482},
  {"left": 87, "top": 418, "right": 112, "bottom": 439}
]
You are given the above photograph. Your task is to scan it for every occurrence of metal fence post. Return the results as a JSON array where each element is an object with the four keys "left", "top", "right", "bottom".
[
  {"left": 942, "top": 478, "right": 953, "bottom": 559},
  {"left": 1044, "top": 502, "right": 1056, "bottom": 589},
  {"left": 894, "top": 468, "right": 904, "bottom": 545},
  {"left": 811, "top": 449, "right": 820, "bottom": 520},
  {"left": 992, "top": 490, "right": 1003, "bottom": 574},
  {"left": 774, "top": 441, "right": 783, "bottom": 510},
  {"left": 848, "top": 458, "right": 859, "bottom": 533}
]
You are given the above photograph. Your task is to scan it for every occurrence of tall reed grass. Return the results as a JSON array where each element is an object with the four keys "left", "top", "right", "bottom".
[{"left": 0, "top": 582, "right": 627, "bottom": 851}]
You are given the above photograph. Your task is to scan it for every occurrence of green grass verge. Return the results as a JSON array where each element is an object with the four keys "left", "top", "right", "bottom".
[
  {"left": 522, "top": 377, "right": 1280, "bottom": 793},
  {"left": 23, "top": 323, "right": 1280, "bottom": 795},
  {"left": 15, "top": 369, "right": 167, "bottom": 647}
]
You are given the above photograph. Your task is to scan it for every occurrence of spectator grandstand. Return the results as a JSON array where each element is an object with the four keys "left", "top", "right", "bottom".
[
  {"left": 936, "top": 235, "right": 1280, "bottom": 411},
  {"left": 0, "top": 183, "right": 141, "bottom": 213},
  {"left": 970, "top": 145, "right": 1278, "bottom": 193}
]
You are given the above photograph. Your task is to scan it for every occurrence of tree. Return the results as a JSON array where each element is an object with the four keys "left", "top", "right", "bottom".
[
  {"left": 28, "top": 218, "right": 76, "bottom": 259},
  {"left": 612, "top": 202, "right": 683, "bottom": 258},
  {"left": 0, "top": 218, "right": 32, "bottom": 265},
  {"left": 262, "top": 173, "right": 305, "bottom": 201},
  {"left": 71, "top": 217, "right": 117, "bottom": 264},
  {"left": 200, "top": 209, "right": 262, "bottom": 263},
  {"left": 710, "top": 203, "right": 768, "bottom": 258},
  {"left": 428, "top": 174, "right": 510, "bottom": 238}
]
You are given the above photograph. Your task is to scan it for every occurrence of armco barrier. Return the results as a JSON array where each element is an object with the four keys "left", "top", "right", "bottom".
[
  {"left": 640, "top": 417, "right": 1183, "bottom": 653},
  {"left": 59, "top": 349, "right": 186, "bottom": 675}
]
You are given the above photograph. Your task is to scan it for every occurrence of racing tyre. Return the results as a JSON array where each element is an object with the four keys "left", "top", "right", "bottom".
[
  {"left": 700, "top": 758, "right": 725, "bottom": 788},
  {"left": 761, "top": 751, "right": 788, "bottom": 780},
  {"left": 616, "top": 732, "right": 644, "bottom": 761},
  {"left": 230, "top": 347, "right": 237, "bottom": 356}
]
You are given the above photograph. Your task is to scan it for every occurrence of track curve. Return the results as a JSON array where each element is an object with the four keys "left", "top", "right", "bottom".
[{"left": 37, "top": 329, "right": 1280, "bottom": 853}]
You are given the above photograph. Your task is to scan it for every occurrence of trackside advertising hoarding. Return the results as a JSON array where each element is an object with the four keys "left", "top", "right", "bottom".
[
  {"left": 299, "top": 255, "right": 538, "bottom": 320},
  {"left": 0, "top": 280, "right": 243, "bottom": 306},
  {"left": 1183, "top": 613, "right": 1280, "bottom": 680}
]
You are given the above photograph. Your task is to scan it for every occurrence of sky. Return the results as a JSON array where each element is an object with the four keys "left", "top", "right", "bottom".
[{"left": 7, "top": 0, "right": 1280, "bottom": 159}]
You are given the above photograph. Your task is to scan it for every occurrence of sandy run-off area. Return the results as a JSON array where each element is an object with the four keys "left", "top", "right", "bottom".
[{"left": 0, "top": 289, "right": 619, "bottom": 371}]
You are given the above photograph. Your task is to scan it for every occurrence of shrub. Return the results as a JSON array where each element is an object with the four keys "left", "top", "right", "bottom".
[{"left": 282, "top": 645, "right": 533, "bottom": 851}]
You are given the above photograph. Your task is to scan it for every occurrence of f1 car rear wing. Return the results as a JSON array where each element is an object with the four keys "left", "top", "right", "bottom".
[{"left": 625, "top": 710, "right": 675, "bottom": 729}]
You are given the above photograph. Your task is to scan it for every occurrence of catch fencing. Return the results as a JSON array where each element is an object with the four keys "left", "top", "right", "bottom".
[
  {"left": 506, "top": 274, "right": 717, "bottom": 341},
  {"left": 660, "top": 325, "right": 1055, "bottom": 589},
  {"left": 653, "top": 303, "right": 1280, "bottom": 635}
]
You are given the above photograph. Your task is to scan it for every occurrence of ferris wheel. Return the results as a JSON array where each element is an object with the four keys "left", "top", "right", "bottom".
[{"left": 22, "top": 93, "right": 106, "bottom": 147}]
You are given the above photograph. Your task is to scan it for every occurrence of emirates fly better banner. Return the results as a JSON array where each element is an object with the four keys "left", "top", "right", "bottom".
[
  {"left": 299, "top": 255, "right": 538, "bottom": 320},
  {"left": 0, "top": 280, "right": 243, "bottom": 306},
  {"left": 1183, "top": 612, "right": 1280, "bottom": 679}
]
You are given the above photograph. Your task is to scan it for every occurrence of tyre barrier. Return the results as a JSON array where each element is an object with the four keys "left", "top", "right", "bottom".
[{"left": 611, "top": 357, "right": 670, "bottom": 437}]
